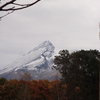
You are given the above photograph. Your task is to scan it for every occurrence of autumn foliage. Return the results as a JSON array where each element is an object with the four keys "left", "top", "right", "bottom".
[
  {"left": 0, "top": 50, "right": 99, "bottom": 100},
  {"left": 0, "top": 78, "right": 67, "bottom": 100}
]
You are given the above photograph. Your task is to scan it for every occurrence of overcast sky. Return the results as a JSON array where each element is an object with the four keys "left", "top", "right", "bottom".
[{"left": 0, "top": 0, "right": 100, "bottom": 69}]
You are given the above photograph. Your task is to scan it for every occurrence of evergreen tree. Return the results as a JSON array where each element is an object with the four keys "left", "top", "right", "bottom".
[
  {"left": 0, "top": 78, "right": 7, "bottom": 85},
  {"left": 53, "top": 49, "right": 100, "bottom": 100}
]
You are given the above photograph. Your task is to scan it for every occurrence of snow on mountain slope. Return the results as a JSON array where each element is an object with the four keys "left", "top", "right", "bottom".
[{"left": 0, "top": 41, "right": 55, "bottom": 79}]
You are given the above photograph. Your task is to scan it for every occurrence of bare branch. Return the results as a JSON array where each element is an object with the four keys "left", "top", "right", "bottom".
[
  {"left": 0, "top": 0, "right": 41, "bottom": 19},
  {"left": 0, "top": 10, "right": 14, "bottom": 20},
  {"left": 12, "top": 3, "right": 27, "bottom": 6},
  {"left": 0, "top": 0, "right": 16, "bottom": 10},
  {"left": 0, "top": 0, "right": 41, "bottom": 11}
]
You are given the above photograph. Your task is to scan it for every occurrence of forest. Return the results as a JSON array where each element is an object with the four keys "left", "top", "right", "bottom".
[{"left": 0, "top": 49, "right": 99, "bottom": 100}]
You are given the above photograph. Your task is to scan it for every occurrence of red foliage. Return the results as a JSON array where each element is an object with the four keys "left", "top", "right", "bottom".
[{"left": 0, "top": 78, "right": 68, "bottom": 100}]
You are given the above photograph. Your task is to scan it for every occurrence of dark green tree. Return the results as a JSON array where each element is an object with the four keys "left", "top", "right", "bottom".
[
  {"left": 0, "top": 78, "right": 7, "bottom": 85},
  {"left": 53, "top": 49, "right": 100, "bottom": 100}
]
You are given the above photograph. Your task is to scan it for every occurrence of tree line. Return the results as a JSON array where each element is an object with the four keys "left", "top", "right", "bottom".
[
  {"left": 0, "top": 49, "right": 99, "bottom": 100},
  {"left": 0, "top": 78, "right": 67, "bottom": 100}
]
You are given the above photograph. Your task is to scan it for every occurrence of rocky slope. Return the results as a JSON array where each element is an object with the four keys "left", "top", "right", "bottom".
[{"left": 0, "top": 41, "right": 61, "bottom": 80}]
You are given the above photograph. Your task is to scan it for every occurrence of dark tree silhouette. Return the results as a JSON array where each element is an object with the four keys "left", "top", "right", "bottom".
[
  {"left": 0, "top": 0, "right": 41, "bottom": 19},
  {"left": 53, "top": 49, "right": 100, "bottom": 100}
]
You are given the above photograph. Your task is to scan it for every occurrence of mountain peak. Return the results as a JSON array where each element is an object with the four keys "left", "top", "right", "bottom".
[
  {"left": 28, "top": 41, "right": 55, "bottom": 55},
  {"left": 41, "top": 41, "right": 52, "bottom": 46},
  {"left": 35, "top": 40, "right": 53, "bottom": 49},
  {"left": 0, "top": 41, "right": 55, "bottom": 78}
]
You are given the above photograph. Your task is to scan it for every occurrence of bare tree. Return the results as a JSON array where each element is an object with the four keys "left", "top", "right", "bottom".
[{"left": 0, "top": 0, "right": 41, "bottom": 19}]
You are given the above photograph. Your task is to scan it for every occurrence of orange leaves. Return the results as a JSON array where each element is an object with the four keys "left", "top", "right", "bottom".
[{"left": 0, "top": 78, "right": 68, "bottom": 100}]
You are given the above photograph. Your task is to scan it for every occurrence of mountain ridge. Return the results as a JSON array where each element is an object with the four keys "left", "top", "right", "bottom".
[{"left": 0, "top": 41, "right": 60, "bottom": 80}]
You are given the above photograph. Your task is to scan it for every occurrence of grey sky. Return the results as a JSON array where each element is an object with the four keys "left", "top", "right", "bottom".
[{"left": 0, "top": 0, "right": 100, "bottom": 69}]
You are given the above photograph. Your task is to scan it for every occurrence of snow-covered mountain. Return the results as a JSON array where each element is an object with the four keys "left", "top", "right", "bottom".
[{"left": 0, "top": 41, "right": 60, "bottom": 80}]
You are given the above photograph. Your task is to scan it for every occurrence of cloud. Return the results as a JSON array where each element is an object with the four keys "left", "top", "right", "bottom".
[{"left": 0, "top": 0, "right": 100, "bottom": 69}]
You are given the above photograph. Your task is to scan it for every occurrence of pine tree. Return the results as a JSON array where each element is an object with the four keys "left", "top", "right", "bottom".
[{"left": 53, "top": 49, "right": 100, "bottom": 100}]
